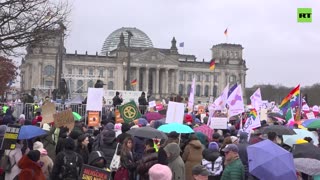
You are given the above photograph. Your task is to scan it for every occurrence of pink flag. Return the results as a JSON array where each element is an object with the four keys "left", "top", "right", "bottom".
[
  {"left": 250, "top": 88, "right": 262, "bottom": 110},
  {"left": 227, "top": 84, "right": 245, "bottom": 117}
]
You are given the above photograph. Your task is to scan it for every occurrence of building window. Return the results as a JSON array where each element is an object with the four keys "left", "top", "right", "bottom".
[
  {"left": 68, "top": 68, "right": 72, "bottom": 74},
  {"left": 99, "top": 69, "right": 104, "bottom": 77},
  {"left": 196, "top": 74, "right": 201, "bottom": 81},
  {"left": 187, "top": 84, "right": 192, "bottom": 95},
  {"left": 108, "top": 81, "right": 114, "bottom": 90},
  {"left": 179, "top": 84, "right": 184, "bottom": 95},
  {"left": 229, "top": 75, "right": 236, "bottom": 84},
  {"left": 204, "top": 85, "right": 209, "bottom": 97},
  {"left": 213, "top": 85, "right": 218, "bottom": 97},
  {"left": 108, "top": 69, "right": 114, "bottom": 78},
  {"left": 214, "top": 75, "right": 218, "bottom": 82},
  {"left": 79, "top": 69, "right": 83, "bottom": 75},
  {"left": 44, "top": 65, "right": 55, "bottom": 76},
  {"left": 88, "top": 80, "right": 94, "bottom": 88},
  {"left": 188, "top": 73, "right": 192, "bottom": 81},
  {"left": 196, "top": 85, "right": 201, "bottom": 96},
  {"left": 205, "top": 74, "right": 209, "bottom": 82},
  {"left": 45, "top": 81, "right": 53, "bottom": 87},
  {"left": 88, "top": 68, "right": 93, "bottom": 75},
  {"left": 77, "top": 80, "right": 83, "bottom": 93},
  {"left": 179, "top": 71, "right": 184, "bottom": 81}
]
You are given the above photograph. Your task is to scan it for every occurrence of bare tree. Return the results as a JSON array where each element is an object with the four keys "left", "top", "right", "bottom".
[{"left": 0, "top": 0, "right": 69, "bottom": 56}]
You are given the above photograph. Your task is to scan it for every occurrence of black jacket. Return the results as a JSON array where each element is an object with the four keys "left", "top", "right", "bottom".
[
  {"left": 112, "top": 95, "right": 123, "bottom": 107},
  {"left": 136, "top": 148, "right": 158, "bottom": 180},
  {"left": 93, "top": 139, "right": 117, "bottom": 168},
  {"left": 138, "top": 96, "right": 148, "bottom": 106}
]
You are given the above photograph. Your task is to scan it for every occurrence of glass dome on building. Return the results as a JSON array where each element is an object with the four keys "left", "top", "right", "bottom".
[{"left": 101, "top": 27, "right": 154, "bottom": 55}]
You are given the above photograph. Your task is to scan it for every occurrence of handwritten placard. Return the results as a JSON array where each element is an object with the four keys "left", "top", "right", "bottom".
[
  {"left": 166, "top": 101, "right": 184, "bottom": 124},
  {"left": 41, "top": 102, "right": 56, "bottom": 124},
  {"left": 53, "top": 109, "right": 75, "bottom": 131},
  {"left": 209, "top": 117, "right": 228, "bottom": 129}
]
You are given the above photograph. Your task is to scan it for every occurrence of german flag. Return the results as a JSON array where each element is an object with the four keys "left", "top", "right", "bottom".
[
  {"left": 210, "top": 59, "right": 215, "bottom": 71},
  {"left": 131, "top": 79, "right": 137, "bottom": 86}
]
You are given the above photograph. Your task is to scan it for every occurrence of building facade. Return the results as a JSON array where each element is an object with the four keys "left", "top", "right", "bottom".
[{"left": 20, "top": 27, "right": 248, "bottom": 103}]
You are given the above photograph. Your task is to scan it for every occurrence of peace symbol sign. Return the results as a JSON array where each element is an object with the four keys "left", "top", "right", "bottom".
[{"left": 123, "top": 106, "right": 137, "bottom": 119}]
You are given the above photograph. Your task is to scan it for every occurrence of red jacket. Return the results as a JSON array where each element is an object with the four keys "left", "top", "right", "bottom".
[{"left": 17, "top": 155, "right": 46, "bottom": 180}]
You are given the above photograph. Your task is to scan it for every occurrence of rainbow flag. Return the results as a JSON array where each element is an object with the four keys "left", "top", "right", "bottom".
[
  {"left": 279, "top": 84, "right": 300, "bottom": 113},
  {"left": 210, "top": 59, "right": 215, "bottom": 71},
  {"left": 224, "top": 28, "right": 228, "bottom": 36},
  {"left": 249, "top": 108, "right": 257, "bottom": 119},
  {"left": 131, "top": 79, "right": 137, "bottom": 86}
]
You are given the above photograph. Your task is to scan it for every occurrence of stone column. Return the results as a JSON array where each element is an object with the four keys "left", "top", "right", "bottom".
[
  {"left": 209, "top": 73, "right": 213, "bottom": 96},
  {"left": 145, "top": 68, "right": 149, "bottom": 92},
  {"left": 136, "top": 67, "right": 140, "bottom": 91},
  {"left": 175, "top": 69, "right": 180, "bottom": 95},
  {"left": 201, "top": 73, "right": 205, "bottom": 96},
  {"left": 184, "top": 71, "right": 187, "bottom": 95},
  {"left": 165, "top": 68, "right": 169, "bottom": 95},
  {"left": 155, "top": 68, "right": 160, "bottom": 94}
]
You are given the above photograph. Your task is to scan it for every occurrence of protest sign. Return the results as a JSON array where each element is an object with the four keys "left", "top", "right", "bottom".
[
  {"left": 87, "top": 88, "right": 104, "bottom": 111},
  {"left": 41, "top": 102, "right": 56, "bottom": 124},
  {"left": 166, "top": 101, "right": 185, "bottom": 124},
  {"left": 53, "top": 109, "right": 75, "bottom": 131},
  {"left": 148, "top": 101, "right": 156, "bottom": 108},
  {"left": 198, "top": 105, "right": 206, "bottom": 114},
  {"left": 80, "top": 164, "right": 108, "bottom": 180},
  {"left": 118, "top": 101, "right": 141, "bottom": 123},
  {"left": 88, "top": 111, "right": 100, "bottom": 127},
  {"left": 1, "top": 125, "right": 20, "bottom": 150},
  {"left": 208, "top": 117, "right": 228, "bottom": 129}
]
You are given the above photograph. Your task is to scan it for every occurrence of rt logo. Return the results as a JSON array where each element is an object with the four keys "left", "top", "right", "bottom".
[{"left": 297, "top": 8, "right": 312, "bottom": 23}]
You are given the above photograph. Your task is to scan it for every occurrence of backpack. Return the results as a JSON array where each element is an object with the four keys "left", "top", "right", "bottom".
[
  {"left": 114, "top": 167, "right": 129, "bottom": 180},
  {"left": 0, "top": 150, "right": 15, "bottom": 173},
  {"left": 59, "top": 152, "right": 79, "bottom": 179}
]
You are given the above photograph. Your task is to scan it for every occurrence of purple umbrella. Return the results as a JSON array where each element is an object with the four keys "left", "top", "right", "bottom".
[
  {"left": 145, "top": 112, "right": 164, "bottom": 123},
  {"left": 247, "top": 139, "right": 297, "bottom": 180}
]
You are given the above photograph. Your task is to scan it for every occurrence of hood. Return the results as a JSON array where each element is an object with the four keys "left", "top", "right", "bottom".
[
  {"left": 18, "top": 155, "right": 41, "bottom": 170},
  {"left": 239, "top": 132, "right": 248, "bottom": 143},
  {"left": 202, "top": 149, "right": 220, "bottom": 162},
  {"left": 88, "top": 151, "right": 106, "bottom": 165},
  {"left": 164, "top": 143, "right": 181, "bottom": 162},
  {"left": 100, "top": 130, "right": 116, "bottom": 144},
  {"left": 189, "top": 140, "right": 202, "bottom": 149}
]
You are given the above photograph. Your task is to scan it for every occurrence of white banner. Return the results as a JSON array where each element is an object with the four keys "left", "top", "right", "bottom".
[
  {"left": 227, "top": 85, "right": 244, "bottom": 117},
  {"left": 86, "top": 88, "right": 104, "bottom": 111},
  {"left": 104, "top": 90, "right": 142, "bottom": 105},
  {"left": 243, "top": 116, "right": 261, "bottom": 133},
  {"left": 209, "top": 117, "right": 228, "bottom": 129},
  {"left": 166, "top": 101, "right": 185, "bottom": 124}
]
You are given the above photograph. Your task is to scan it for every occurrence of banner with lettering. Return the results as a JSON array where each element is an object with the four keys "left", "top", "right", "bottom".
[
  {"left": 0, "top": 125, "right": 20, "bottom": 150},
  {"left": 80, "top": 164, "right": 108, "bottom": 180}
]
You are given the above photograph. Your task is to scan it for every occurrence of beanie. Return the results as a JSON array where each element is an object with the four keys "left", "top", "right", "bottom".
[
  {"left": 27, "top": 150, "right": 40, "bottom": 162},
  {"left": 149, "top": 164, "right": 172, "bottom": 180}
]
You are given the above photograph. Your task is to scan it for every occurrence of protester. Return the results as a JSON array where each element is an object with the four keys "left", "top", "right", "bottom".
[
  {"left": 182, "top": 134, "right": 204, "bottom": 180},
  {"left": 221, "top": 144, "right": 244, "bottom": 180},
  {"left": 117, "top": 137, "right": 136, "bottom": 180},
  {"left": 202, "top": 142, "right": 224, "bottom": 179},
  {"left": 88, "top": 151, "right": 107, "bottom": 169},
  {"left": 75, "top": 134, "right": 90, "bottom": 164},
  {"left": 33, "top": 141, "right": 54, "bottom": 179},
  {"left": 136, "top": 139, "right": 158, "bottom": 180},
  {"left": 148, "top": 164, "right": 172, "bottom": 180},
  {"left": 1, "top": 109, "right": 15, "bottom": 125},
  {"left": 236, "top": 132, "right": 250, "bottom": 180},
  {"left": 267, "top": 132, "right": 277, "bottom": 144},
  {"left": 4, "top": 140, "right": 23, "bottom": 180},
  {"left": 158, "top": 131, "right": 180, "bottom": 165},
  {"left": 112, "top": 91, "right": 123, "bottom": 107},
  {"left": 116, "top": 123, "right": 132, "bottom": 144},
  {"left": 32, "top": 112, "right": 42, "bottom": 126},
  {"left": 51, "top": 137, "right": 83, "bottom": 180},
  {"left": 93, "top": 130, "right": 117, "bottom": 168},
  {"left": 164, "top": 143, "right": 185, "bottom": 180},
  {"left": 192, "top": 164, "right": 210, "bottom": 180},
  {"left": 41, "top": 123, "right": 57, "bottom": 162},
  {"left": 17, "top": 150, "right": 46, "bottom": 180}
]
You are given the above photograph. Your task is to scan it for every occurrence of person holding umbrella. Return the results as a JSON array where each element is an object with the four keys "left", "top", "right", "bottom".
[{"left": 221, "top": 144, "right": 244, "bottom": 180}]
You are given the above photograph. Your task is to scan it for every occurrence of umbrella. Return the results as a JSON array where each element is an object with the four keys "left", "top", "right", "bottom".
[
  {"left": 268, "top": 112, "right": 285, "bottom": 120},
  {"left": 127, "top": 126, "right": 167, "bottom": 139},
  {"left": 158, "top": 123, "right": 194, "bottom": 133},
  {"left": 145, "top": 112, "right": 164, "bottom": 122},
  {"left": 302, "top": 119, "right": 320, "bottom": 128},
  {"left": 294, "top": 158, "right": 320, "bottom": 176},
  {"left": 18, "top": 125, "right": 47, "bottom": 139},
  {"left": 248, "top": 139, "right": 297, "bottom": 180},
  {"left": 283, "top": 129, "right": 319, "bottom": 147},
  {"left": 291, "top": 143, "right": 320, "bottom": 160},
  {"left": 72, "top": 112, "right": 82, "bottom": 121},
  {"left": 261, "top": 125, "right": 296, "bottom": 135},
  {"left": 193, "top": 125, "right": 214, "bottom": 141}
]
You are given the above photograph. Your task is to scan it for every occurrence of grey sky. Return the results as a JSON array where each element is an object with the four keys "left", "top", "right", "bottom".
[{"left": 65, "top": 0, "right": 320, "bottom": 88}]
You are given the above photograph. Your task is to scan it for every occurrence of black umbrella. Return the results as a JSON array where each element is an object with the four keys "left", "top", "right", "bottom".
[
  {"left": 292, "top": 143, "right": 320, "bottom": 160},
  {"left": 127, "top": 126, "right": 168, "bottom": 139},
  {"left": 261, "top": 125, "right": 296, "bottom": 135}
]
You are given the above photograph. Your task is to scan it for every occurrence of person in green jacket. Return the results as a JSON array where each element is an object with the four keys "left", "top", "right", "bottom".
[{"left": 221, "top": 144, "right": 245, "bottom": 180}]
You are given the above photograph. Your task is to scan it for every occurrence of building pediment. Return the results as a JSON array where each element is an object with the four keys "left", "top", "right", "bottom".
[{"left": 131, "top": 49, "right": 179, "bottom": 66}]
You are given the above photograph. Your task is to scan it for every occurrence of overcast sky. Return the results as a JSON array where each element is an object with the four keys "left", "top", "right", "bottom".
[{"left": 64, "top": 0, "right": 320, "bottom": 88}]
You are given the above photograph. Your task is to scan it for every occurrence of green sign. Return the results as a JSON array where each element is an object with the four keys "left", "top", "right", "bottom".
[
  {"left": 297, "top": 8, "right": 312, "bottom": 23},
  {"left": 119, "top": 101, "right": 142, "bottom": 123}
]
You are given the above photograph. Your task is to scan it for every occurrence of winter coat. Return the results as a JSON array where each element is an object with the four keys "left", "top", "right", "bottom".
[
  {"left": 93, "top": 138, "right": 117, "bottom": 168},
  {"left": 116, "top": 132, "right": 131, "bottom": 144},
  {"left": 2, "top": 110, "right": 15, "bottom": 125},
  {"left": 164, "top": 143, "right": 185, "bottom": 180},
  {"left": 138, "top": 96, "right": 148, "bottom": 106},
  {"left": 202, "top": 148, "right": 224, "bottom": 180},
  {"left": 51, "top": 150, "right": 83, "bottom": 180},
  {"left": 4, "top": 144, "right": 22, "bottom": 180},
  {"left": 38, "top": 150, "right": 54, "bottom": 179},
  {"left": 75, "top": 146, "right": 89, "bottom": 164},
  {"left": 157, "top": 146, "right": 168, "bottom": 165},
  {"left": 136, "top": 148, "right": 158, "bottom": 180},
  {"left": 112, "top": 95, "right": 123, "bottom": 107},
  {"left": 221, "top": 158, "right": 244, "bottom": 180},
  {"left": 134, "top": 137, "right": 145, "bottom": 160},
  {"left": 182, "top": 140, "right": 203, "bottom": 180},
  {"left": 120, "top": 151, "right": 137, "bottom": 180},
  {"left": 41, "top": 128, "right": 57, "bottom": 162},
  {"left": 17, "top": 155, "right": 46, "bottom": 180},
  {"left": 88, "top": 151, "right": 107, "bottom": 168}
]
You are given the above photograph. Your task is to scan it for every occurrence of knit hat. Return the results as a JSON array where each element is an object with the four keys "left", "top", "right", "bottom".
[
  {"left": 33, "top": 141, "right": 46, "bottom": 154},
  {"left": 184, "top": 114, "right": 193, "bottom": 124},
  {"left": 149, "top": 164, "right": 172, "bottom": 180},
  {"left": 27, "top": 150, "right": 40, "bottom": 162},
  {"left": 208, "top": 142, "right": 219, "bottom": 151},
  {"left": 104, "top": 123, "right": 114, "bottom": 131},
  {"left": 168, "top": 131, "right": 179, "bottom": 139},
  {"left": 192, "top": 164, "right": 209, "bottom": 176},
  {"left": 64, "top": 137, "right": 75, "bottom": 150},
  {"left": 101, "top": 130, "right": 115, "bottom": 144}
]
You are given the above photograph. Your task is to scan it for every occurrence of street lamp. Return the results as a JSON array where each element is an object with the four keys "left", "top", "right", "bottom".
[{"left": 126, "top": 30, "right": 133, "bottom": 90}]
